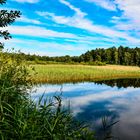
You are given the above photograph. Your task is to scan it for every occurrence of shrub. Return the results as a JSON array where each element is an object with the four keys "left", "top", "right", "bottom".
[{"left": 0, "top": 51, "right": 95, "bottom": 140}]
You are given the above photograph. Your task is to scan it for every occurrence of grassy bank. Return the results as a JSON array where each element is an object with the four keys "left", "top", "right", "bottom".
[
  {"left": 33, "top": 64, "right": 140, "bottom": 84},
  {"left": 0, "top": 53, "right": 95, "bottom": 140}
]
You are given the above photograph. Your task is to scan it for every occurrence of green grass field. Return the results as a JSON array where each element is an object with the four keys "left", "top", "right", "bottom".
[{"left": 32, "top": 64, "right": 140, "bottom": 84}]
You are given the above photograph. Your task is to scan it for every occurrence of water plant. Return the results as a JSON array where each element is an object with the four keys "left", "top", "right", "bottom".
[{"left": 0, "top": 52, "right": 95, "bottom": 140}]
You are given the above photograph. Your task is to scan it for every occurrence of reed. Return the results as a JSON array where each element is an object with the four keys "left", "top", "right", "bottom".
[
  {"left": 0, "top": 52, "right": 95, "bottom": 140},
  {"left": 33, "top": 64, "right": 140, "bottom": 84}
]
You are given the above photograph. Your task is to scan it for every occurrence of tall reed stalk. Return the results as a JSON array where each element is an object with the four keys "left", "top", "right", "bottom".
[{"left": 0, "top": 52, "right": 95, "bottom": 140}]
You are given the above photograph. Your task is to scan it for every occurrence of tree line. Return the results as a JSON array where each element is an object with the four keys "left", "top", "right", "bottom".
[
  {"left": 11, "top": 46, "right": 140, "bottom": 66},
  {"left": 81, "top": 46, "right": 140, "bottom": 66}
]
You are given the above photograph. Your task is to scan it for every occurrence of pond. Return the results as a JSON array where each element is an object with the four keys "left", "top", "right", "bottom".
[{"left": 31, "top": 78, "right": 140, "bottom": 140}]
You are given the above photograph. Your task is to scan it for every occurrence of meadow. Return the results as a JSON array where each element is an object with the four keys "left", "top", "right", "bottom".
[{"left": 33, "top": 64, "right": 140, "bottom": 83}]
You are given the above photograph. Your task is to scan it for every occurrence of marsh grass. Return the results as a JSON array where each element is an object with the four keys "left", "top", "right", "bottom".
[
  {"left": 0, "top": 52, "right": 95, "bottom": 140},
  {"left": 33, "top": 64, "right": 140, "bottom": 84},
  {"left": 0, "top": 95, "right": 95, "bottom": 140}
]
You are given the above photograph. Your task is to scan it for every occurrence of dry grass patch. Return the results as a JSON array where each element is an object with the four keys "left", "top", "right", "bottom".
[{"left": 32, "top": 64, "right": 140, "bottom": 84}]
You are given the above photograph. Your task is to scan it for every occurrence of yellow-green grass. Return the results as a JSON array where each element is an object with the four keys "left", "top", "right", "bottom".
[{"left": 32, "top": 64, "right": 140, "bottom": 84}]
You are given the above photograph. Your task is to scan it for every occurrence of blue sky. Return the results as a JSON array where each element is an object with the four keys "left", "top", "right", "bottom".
[{"left": 1, "top": 0, "right": 140, "bottom": 56}]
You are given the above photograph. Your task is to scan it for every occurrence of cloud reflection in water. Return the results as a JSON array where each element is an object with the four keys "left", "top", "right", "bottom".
[{"left": 31, "top": 80, "right": 140, "bottom": 140}]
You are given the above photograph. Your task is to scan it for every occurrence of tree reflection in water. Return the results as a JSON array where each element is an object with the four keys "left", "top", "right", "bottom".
[{"left": 94, "top": 78, "right": 140, "bottom": 88}]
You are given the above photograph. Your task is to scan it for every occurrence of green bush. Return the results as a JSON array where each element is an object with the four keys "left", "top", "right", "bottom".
[
  {"left": 80, "top": 61, "right": 106, "bottom": 66},
  {"left": 0, "top": 52, "right": 95, "bottom": 140}
]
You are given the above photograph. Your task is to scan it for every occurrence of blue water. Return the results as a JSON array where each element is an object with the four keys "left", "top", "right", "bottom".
[{"left": 31, "top": 80, "right": 140, "bottom": 140}]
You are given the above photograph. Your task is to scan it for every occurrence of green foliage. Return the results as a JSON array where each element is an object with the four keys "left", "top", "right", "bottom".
[
  {"left": 0, "top": 0, "right": 21, "bottom": 48},
  {"left": 0, "top": 95, "right": 95, "bottom": 140},
  {"left": 81, "top": 61, "right": 106, "bottom": 66},
  {"left": 11, "top": 46, "right": 140, "bottom": 66},
  {"left": 82, "top": 46, "right": 140, "bottom": 66},
  {"left": 0, "top": 52, "right": 95, "bottom": 140},
  {"left": 0, "top": 52, "right": 32, "bottom": 105}
]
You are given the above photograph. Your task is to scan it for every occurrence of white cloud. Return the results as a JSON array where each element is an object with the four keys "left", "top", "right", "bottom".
[
  {"left": 36, "top": 0, "right": 140, "bottom": 45},
  {"left": 59, "top": 0, "right": 86, "bottom": 17},
  {"left": 4, "top": 38, "right": 89, "bottom": 56},
  {"left": 17, "top": 16, "right": 42, "bottom": 24},
  {"left": 12, "top": 0, "right": 39, "bottom": 3},
  {"left": 85, "top": 0, "right": 117, "bottom": 11},
  {"left": 115, "top": 0, "right": 140, "bottom": 23},
  {"left": 30, "top": 82, "right": 140, "bottom": 115},
  {"left": 3, "top": 25, "right": 115, "bottom": 46},
  {"left": 3, "top": 25, "right": 78, "bottom": 39},
  {"left": 110, "top": 0, "right": 140, "bottom": 31}
]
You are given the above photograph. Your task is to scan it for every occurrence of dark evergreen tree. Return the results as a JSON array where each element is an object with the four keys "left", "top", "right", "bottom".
[{"left": 118, "top": 46, "right": 124, "bottom": 65}]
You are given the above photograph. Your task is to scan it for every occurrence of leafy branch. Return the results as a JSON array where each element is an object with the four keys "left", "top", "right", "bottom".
[{"left": 0, "top": 0, "right": 21, "bottom": 49}]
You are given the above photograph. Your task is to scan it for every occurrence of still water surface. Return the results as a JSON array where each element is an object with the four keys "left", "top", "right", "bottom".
[{"left": 31, "top": 79, "right": 140, "bottom": 140}]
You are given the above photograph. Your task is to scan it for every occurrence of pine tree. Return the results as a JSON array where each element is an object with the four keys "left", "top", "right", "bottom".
[{"left": 0, "top": 0, "right": 21, "bottom": 49}]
